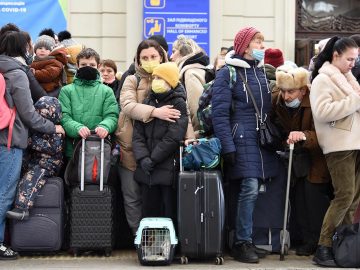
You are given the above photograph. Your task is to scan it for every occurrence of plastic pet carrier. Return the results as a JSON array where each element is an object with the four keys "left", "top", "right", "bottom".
[{"left": 134, "top": 218, "right": 177, "bottom": 266}]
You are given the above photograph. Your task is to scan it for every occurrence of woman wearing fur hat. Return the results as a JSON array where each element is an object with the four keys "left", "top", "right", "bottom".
[
  {"left": 30, "top": 35, "right": 67, "bottom": 97},
  {"left": 212, "top": 26, "right": 278, "bottom": 263},
  {"left": 272, "top": 65, "right": 332, "bottom": 256},
  {"left": 132, "top": 62, "right": 188, "bottom": 219},
  {"left": 310, "top": 37, "right": 360, "bottom": 267},
  {"left": 170, "top": 35, "right": 211, "bottom": 137}
]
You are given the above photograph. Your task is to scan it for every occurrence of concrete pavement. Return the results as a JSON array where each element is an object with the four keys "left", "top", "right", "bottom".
[{"left": 0, "top": 249, "right": 345, "bottom": 270}]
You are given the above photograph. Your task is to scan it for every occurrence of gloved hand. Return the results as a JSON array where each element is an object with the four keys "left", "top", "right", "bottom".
[
  {"left": 140, "top": 157, "right": 154, "bottom": 175},
  {"left": 223, "top": 152, "right": 236, "bottom": 167}
]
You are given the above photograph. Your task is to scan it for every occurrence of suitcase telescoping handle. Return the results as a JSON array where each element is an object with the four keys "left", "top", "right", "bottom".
[
  {"left": 179, "top": 140, "right": 197, "bottom": 172},
  {"left": 80, "top": 133, "right": 105, "bottom": 192}
]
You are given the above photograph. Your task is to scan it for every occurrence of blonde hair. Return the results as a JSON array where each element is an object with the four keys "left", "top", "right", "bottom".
[{"left": 173, "top": 35, "right": 201, "bottom": 57}]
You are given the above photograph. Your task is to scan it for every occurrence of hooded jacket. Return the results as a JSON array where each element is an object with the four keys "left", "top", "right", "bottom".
[
  {"left": 31, "top": 46, "right": 68, "bottom": 92},
  {"left": 0, "top": 55, "right": 55, "bottom": 149},
  {"left": 178, "top": 50, "right": 210, "bottom": 136},
  {"left": 310, "top": 61, "right": 360, "bottom": 154},
  {"left": 115, "top": 57, "right": 195, "bottom": 171},
  {"left": 212, "top": 51, "right": 279, "bottom": 180},
  {"left": 132, "top": 84, "right": 188, "bottom": 186},
  {"left": 25, "top": 96, "right": 64, "bottom": 174},
  {"left": 59, "top": 71, "right": 119, "bottom": 158}
]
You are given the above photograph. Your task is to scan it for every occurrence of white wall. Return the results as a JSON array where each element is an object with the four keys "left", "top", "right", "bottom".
[{"left": 67, "top": 0, "right": 295, "bottom": 72}]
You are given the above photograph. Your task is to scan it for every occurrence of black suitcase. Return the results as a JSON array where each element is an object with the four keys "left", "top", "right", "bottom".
[
  {"left": 69, "top": 136, "right": 113, "bottom": 256},
  {"left": 10, "top": 177, "right": 64, "bottom": 252},
  {"left": 252, "top": 158, "right": 290, "bottom": 253},
  {"left": 177, "top": 146, "right": 225, "bottom": 265}
]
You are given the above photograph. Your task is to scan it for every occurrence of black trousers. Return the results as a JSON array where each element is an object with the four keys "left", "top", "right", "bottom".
[
  {"left": 290, "top": 178, "right": 333, "bottom": 245},
  {"left": 141, "top": 184, "right": 176, "bottom": 221}
]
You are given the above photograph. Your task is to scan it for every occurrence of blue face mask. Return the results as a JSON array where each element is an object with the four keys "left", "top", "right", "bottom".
[
  {"left": 251, "top": 49, "right": 265, "bottom": 61},
  {"left": 285, "top": 98, "right": 301, "bottom": 108}
]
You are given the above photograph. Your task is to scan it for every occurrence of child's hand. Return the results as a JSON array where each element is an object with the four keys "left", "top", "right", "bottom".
[
  {"left": 30, "top": 68, "right": 35, "bottom": 74},
  {"left": 95, "top": 127, "right": 108, "bottom": 139},
  {"left": 55, "top": 125, "right": 65, "bottom": 135},
  {"left": 78, "top": 127, "right": 91, "bottom": 138}
]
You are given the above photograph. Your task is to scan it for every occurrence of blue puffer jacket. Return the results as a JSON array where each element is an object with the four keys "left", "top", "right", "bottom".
[{"left": 212, "top": 51, "right": 279, "bottom": 180}]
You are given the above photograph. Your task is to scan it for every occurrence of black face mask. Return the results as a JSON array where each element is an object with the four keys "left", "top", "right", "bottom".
[{"left": 76, "top": 66, "right": 98, "bottom": 81}]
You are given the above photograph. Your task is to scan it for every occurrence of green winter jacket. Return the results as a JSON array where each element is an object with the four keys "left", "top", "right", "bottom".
[{"left": 59, "top": 74, "right": 119, "bottom": 158}]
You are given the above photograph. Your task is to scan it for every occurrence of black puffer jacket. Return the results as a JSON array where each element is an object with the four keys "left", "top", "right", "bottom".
[{"left": 132, "top": 84, "right": 188, "bottom": 186}]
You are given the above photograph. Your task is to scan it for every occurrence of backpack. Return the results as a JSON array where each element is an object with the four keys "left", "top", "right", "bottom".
[
  {"left": 0, "top": 72, "right": 16, "bottom": 150},
  {"left": 197, "top": 65, "right": 237, "bottom": 137},
  {"left": 182, "top": 137, "right": 222, "bottom": 170}
]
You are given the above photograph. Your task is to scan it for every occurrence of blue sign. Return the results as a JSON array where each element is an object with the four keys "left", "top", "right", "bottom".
[
  {"left": 143, "top": 0, "right": 209, "bottom": 55},
  {"left": 0, "top": 0, "right": 67, "bottom": 41}
]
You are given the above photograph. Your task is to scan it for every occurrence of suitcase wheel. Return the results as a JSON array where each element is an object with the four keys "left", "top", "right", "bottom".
[
  {"left": 180, "top": 256, "right": 188, "bottom": 264},
  {"left": 215, "top": 256, "right": 224, "bottom": 265},
  {"left": 72, "top": 249, "right": 79, "bottom": 257},
  {"left": 105, "top": 248, "right": 112, "bottom": 257}
]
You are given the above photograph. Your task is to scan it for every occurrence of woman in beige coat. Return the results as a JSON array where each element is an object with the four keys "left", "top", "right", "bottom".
[
  {"left": 171, "top": 35, "right": 211, "bottom": 137},
  {"left": 310, "top": 36, "right": 360, "bottom": 267},
  {"left": 115, "top": 39, "right": 195, "bottom": 234}
]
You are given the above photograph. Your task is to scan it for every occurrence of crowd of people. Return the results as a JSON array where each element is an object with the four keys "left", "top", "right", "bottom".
[{"left": 0, "top": 22, "right": 359, "bottom": 268}]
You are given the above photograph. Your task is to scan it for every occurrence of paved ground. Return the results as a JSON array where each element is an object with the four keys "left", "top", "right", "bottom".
[{"left": 0, "top": 249, "right": 345, "bottom": 270}]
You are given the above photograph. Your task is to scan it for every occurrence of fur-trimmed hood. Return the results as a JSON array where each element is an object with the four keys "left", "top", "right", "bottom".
[{"left": 276, "top": 65, "right": 309, "bottom": 89}]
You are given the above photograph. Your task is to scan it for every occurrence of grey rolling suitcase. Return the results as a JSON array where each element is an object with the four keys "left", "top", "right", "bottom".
[
  {"left": 177, "top": 146, "right": 225, "bottom": 265},
  {"left": 10, "top": 177, "right": 64, "bottom": 252},
  {"left": 69, "top": 136, "right": 113, "bottom": 257}
]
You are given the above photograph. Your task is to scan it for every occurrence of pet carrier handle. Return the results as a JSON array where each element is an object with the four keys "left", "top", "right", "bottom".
[{"left": 80, "top": 135, "right": 105, "bottom": 192}]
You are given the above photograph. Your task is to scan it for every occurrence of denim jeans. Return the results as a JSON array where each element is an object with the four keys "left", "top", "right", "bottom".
[
  {"left": 0, "top": 146, "right": 23, "bottom": 242},
  {"left": 235, "top": 177, "right": 259, "bottom": 243}
]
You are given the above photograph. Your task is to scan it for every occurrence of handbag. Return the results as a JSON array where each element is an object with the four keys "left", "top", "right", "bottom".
[
  {"left": 333, "top": 222, "right": 360, "bottom": 267},
  {"left": 238, "top": 72, "right": 282, "bottom": 152}
]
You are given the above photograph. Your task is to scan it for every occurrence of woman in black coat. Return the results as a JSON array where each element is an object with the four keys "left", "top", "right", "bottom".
[{"left": 132, "top": 62, "right": 188, "bottom": 219}]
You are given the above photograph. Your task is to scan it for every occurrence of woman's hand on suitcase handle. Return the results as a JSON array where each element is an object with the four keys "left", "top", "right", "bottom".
[
  {"left": 287, "top": 131, "right": 306, "bottom": 145},
  {"left": 95, "top": 127, "right": 109, "bottom": 139},
  {"left": 78, "top": 126, "right": 91, "bottom": 138}
]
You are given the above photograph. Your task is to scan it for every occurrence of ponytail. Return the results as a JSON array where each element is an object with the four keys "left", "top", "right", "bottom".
[
  {"left": 311, "top": 36, "right": 358, "bottom": 82},
  {"left": 311, "top": 36, "right": 338, "bottom": 82}
]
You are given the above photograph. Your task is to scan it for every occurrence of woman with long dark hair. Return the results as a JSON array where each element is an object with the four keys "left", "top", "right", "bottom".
[
  {"left": 310, "top": 36, "right": 360, "bottom": 267},
  {"left": 0, "top": 31, "right": 64, "bottom": 259}
]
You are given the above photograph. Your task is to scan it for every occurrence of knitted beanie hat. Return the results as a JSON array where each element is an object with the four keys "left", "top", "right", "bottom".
[
  {"left": 148, "top": 35, "right": 169, "bottom": 53},
  {"left": 152, "top": 62, "right": 179, "bottom": 88},
  {"left": 34, "top": 35, "right": 56, "bottom": 52},
  {"left": 234, "top": 27, "right": 259, "bottom": 56},
  {"left": 276, "top": 65, "right": 309, "bottom": 90},
  {"left": 264, "top": 48, "right": 284, "bottom": 68}
]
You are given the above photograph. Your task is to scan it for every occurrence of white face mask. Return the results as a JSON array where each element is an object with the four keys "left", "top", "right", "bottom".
[{"left": 285, "top": 98, "right": 301, "bottom": 108}]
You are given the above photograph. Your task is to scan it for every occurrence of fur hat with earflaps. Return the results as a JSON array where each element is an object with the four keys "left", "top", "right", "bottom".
[{"left": 275, "top": 65, "right": 310, "bottom": 89}]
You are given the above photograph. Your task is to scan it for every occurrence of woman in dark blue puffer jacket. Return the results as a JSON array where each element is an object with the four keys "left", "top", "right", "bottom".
[{"left": 212, "top": 27, "right": 279, "bottom": 264}]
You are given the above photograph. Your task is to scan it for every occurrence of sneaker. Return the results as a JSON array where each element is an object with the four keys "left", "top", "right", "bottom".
[
  {"left": 6, "top": 208, "right": 29, "bottom": 221},
  {"left": 313, "top": 245, "right": 337, "bottom": 267},
  {"left": 231, "top": 242, "right": 259, "bottom": 263},
  {"left": 250, "top": 243, "right": 269, "bottom": 258},
  {"left": 296, "top": 242, "right": 317, "bottom": 256},
  {"left": 0, "top": 243, "right": 18, "bottom": 260}
]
